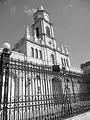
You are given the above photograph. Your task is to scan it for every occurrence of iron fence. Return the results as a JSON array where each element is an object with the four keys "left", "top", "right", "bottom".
[{"left": 0, "top": 50, "right": 90, "bottom": 120}]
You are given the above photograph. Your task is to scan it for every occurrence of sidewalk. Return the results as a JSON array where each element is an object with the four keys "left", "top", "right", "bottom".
[{"left": 66, "top": 111, "right": 90, "bottom": 120}]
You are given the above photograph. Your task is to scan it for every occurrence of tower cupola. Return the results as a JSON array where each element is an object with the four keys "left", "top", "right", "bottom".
[{"left": 37, "top": 5, "right": 44, "bottom": 11}]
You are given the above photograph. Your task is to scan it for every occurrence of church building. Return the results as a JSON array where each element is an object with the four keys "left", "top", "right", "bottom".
[
  {"left": 10, "top": 5, "right": 83, "bottom": 96},
  {"left": 12, "top": 6, "right": 72, "bottom": 71},
  {"left": 0, "top": 5, "right": 83, "bottom": 97}
]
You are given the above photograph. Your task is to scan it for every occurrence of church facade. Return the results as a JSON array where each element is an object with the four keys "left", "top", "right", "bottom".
[
  {"left": 11, "top": 5, "right": 83, "bottom": 95},
  {"left": 12, "top": 6, "right": 74, "bottom": 71}
]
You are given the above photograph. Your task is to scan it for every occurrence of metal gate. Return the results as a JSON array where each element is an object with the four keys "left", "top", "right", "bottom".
[{"left": 0, "top": 48, "right": 90, "bottom": 120}]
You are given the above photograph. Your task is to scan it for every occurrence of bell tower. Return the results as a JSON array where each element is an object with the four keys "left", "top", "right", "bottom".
[
  {"left": 31, "top": 5, "right": 57, "bottom": 65},
  {"left": 31, "top": 5, "right": 56, "bottom": 49},
  {"left": 31, "top": 6, "right": 56, "bottom": 65}
]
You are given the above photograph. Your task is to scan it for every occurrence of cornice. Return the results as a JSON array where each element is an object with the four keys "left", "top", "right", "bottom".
[
  {"left": 25, "top": 37, "right": 69, "bottom": 57},
  {"left": 31, "top": 18, "right": 53, "bottom": 28},
  {"left": 39, "top": 33, "right": 56, "bottom": 40}
]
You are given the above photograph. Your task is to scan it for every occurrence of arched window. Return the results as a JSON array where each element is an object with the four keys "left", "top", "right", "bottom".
[
  {"left": 51, "top": 54, "right": 55, "bottom": 64},
  {"left": 46, "top": 26, "right": 50, "bottom": 36},
  {"left": 66, "top": 59, "right": 69, "bottom": 67},
  {"left": 31, "top": 47, "right": 34, "bottom": 57},
  {"left": 35, "top": 49, "right": 38, "bottom": 58},
  {"left": 61, "top": 57, "right": 64, "bottom": 67},
  {"left": 39, "top": 50, "right": 42, "bottom": 59},
  {"left": 64, "top": 58, "right": 66, "bottom": 67},
  {"left": 36, "top": 27, "right": 39, "bottom": 38}
]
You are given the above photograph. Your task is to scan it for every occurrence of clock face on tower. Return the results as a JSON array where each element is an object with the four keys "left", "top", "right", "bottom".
[
  {"left": 34, "top": 15, "right": 38, "bottom": 22},
  {"left": 34, "top": 14, "right": 43, "bottom": 22},
  {"left": 47, "top": 39, "right": 53, "bottom": 48},
  {"left": 48, "top": 40, "right": 52, "bottom": 45},
  {"left": 38, "top": 14, "right": 43, "bottom": 19}
]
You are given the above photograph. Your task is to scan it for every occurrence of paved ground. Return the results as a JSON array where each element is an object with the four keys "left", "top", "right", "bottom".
[{"left": 66, "top": 111, "right": 90, "bottom": 120}]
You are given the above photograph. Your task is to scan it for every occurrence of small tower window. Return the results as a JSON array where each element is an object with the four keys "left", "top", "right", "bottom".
[
  {"left": 39, "top": 50, "right": 42, "bottom": 59},
  {"left": 51, "top": 54, "right": 55, "bottom": 64},
  {"left": 63, "top": 46, "right": 67, "bottom": 54},
  {"left": 31, "top": 47, "right": 34, "bottom": 57},
  {"left": 46, "top": 26, "right": 50, "bottom": 36},
  {"left": 35, "top": 49, "right": 38, "bottom": 58},
  {"left": 36, "top": 27, "right": 40, "bottom": 38}
]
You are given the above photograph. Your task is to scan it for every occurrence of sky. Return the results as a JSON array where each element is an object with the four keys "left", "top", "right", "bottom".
[{"left": 0, "top": 0, "right": 90, "bottom": 69}]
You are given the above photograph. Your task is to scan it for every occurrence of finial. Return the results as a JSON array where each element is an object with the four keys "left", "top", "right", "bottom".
[
  {"left": 37, "top": 5, "right": 44, "bottom": 10},
  {"left": 3, "top": 42, "right": 10, "bottom": 50},
  {"left": 26, "top": 25, "right": 31, "bottom": 39},
  {"left": 26, "top": 26, "right": 30, "bottom": 34}
]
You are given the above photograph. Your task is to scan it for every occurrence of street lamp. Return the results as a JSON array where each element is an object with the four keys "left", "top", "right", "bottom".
[{"left": 0, "top": 43, "right": 11, "bottom": 120}]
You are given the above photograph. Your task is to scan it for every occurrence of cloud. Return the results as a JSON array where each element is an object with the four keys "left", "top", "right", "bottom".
[
  {"left": 24, "top": 6, "right": 37, "bottom": 15},
  {"left": 5, "top": 1, "right": 7, "bottom": 4},
  {"left": 32, "top": 8, "right": 37, "bottom": 13},
  {"left": 68, "top": 4, "right": 73, "bottom": 8},
  {"left": 24, "top": 7, "right": 32, "bottom": 15}
]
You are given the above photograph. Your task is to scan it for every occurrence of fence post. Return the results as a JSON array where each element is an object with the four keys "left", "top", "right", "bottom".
[
  {"left": 70, "top": 75, "right": 76, "bottom": 103},
  {"left": 0, "top": 43, "right": 11, "bottom": 120},
  {"left": 62, "top": 67, "right": 72, "bottom": 117}
]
